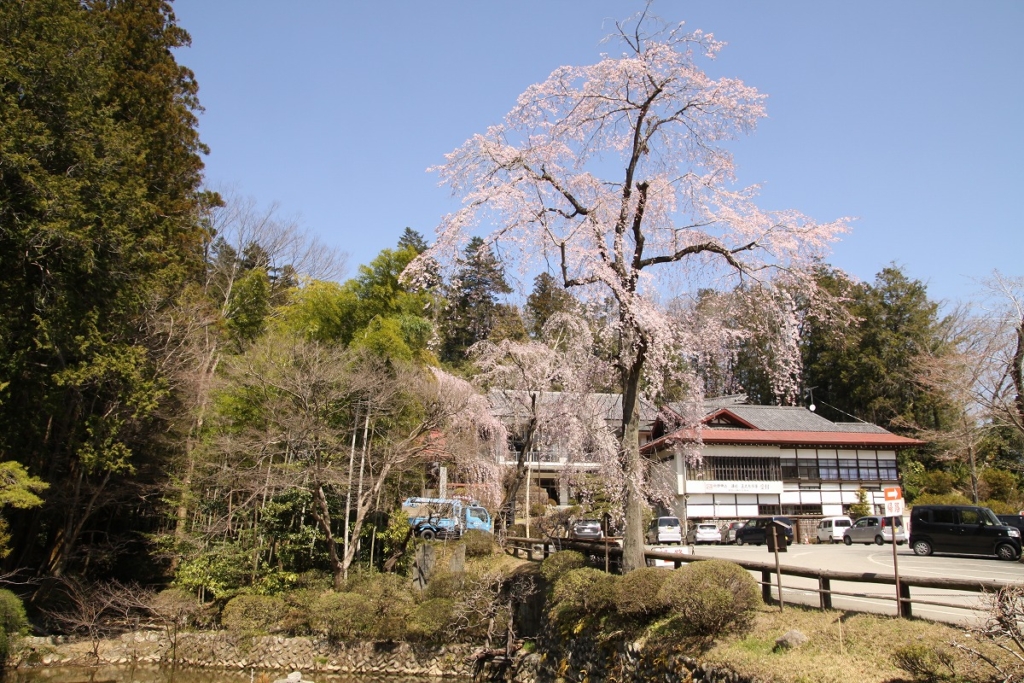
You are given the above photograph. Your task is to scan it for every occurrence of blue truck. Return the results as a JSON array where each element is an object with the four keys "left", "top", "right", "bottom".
[{"left": 401, "top": 497, "right": 493, "bottom": 540}]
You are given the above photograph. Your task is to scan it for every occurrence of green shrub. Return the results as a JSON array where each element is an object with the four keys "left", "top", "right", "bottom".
[
  {"left": 981, "top": 499, "right": 1017, "bottom": 515},
  {"left": 540, "top": 550, "right": 586, "bottom": 583},
  {"left": 406, "top": 598, "right": 457, "bottom": 641},
  {"left": 0, "top": 589, "right": 28, "bottom": 636},
  {"left": 615, "top": 567, "right": 670, "bottom": 620},
  {"left": 350, "top": 572, "right": 414, "bottom": 641},
  {"left": 220, "top": 594, "right": 288, "bottom": 635},
  {"left": 463, "top": 530, "right": 494, "bottom": 557},
  {"left": 550, "top": 567, "right": 619, "bottom": 622},
  {"left": 310, "top": 592, "right": 375, "bottom": 641},
  {"left": 280, "top": 589, "right": 321, "bottom": 636},
  {"left": 892, "top": 643, "right": 957, "bottom": 681},
  {"left": 425, "top": 571, "right": 466, "bottom": 600},
  {"left": 658, "top": 560, "right": 759, "bottom": 636},
  {"left": 0, "top": 629, "right": 8, "bottom": 668},
  {"left": 508, "top": 523, "right": 526, "bottom": 538}
]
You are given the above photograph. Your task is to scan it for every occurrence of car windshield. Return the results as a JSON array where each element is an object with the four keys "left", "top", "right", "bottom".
[
  {"left": 835, "top": 520, "right": 851, "bottom": 527},
  {"left": 659, "top": 518, "right": 679, "bottom": 527},
  {"left": 698, "top": 524, "right": 716, "bottom": 530}
]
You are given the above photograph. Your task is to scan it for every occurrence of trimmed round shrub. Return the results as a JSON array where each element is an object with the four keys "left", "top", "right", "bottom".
[
  {"left": 658, "top": 560, "right": 759, "bottom": 636},
  {"left": 310, "top": 592, "right": 375, "bottom": 641},
  {"left": 0, "top": 589, "right": 28, "bottom": 636},
  {"left": 220, "top": 594, "right": 288, "bottom": 635},
  {"left": 540, "top": 550, "right": 586, "bottom": 583},
  {"left": 550, "top": 567, "right": 619, "bottom": 622},
  {"left": 351, "top": 573, "right": 414, "bottom": 641},
  {"left": 463, "top": 530, "right": 494, "bottom": 557},
  {"left": 615, "top": 567, "right": 670, "bottom": 619},
  {"left": 149, "top": 588, "right": 204, "bottom": 629},
  {"left": 406, "top": 598, "right": 457, "bottom": 641},
  {"left": 425, "top": 570, "right": 466, "bottom": 600}
]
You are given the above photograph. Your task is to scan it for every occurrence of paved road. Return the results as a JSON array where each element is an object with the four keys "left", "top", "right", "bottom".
[{"left": 650, "top": 542, "right": 1024, "bottom": 625}]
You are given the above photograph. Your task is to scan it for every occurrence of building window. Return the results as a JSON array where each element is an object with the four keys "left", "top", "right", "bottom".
[
  {"left": 758, "top": 504, "right": 781, "bottom": 515},
  {"left": 859, "top": 461, "right": 879, "bottom": 480},
  {"left": 819, "top": 459, "right": 839, "bottom": 480},
  {"left": 691, "top": 456, "right": 782, "bottom": 481},
  {"left": 782, "top": 504, "right": 823, "bottom": 515},
  {"left": 780, "top": 458, "right": 798, "bottom": 479},
  {"left": 879, "top": 460, "right": 898, "bottom": 480},
  {"left": 798, "top": 461, "right": 819, "bottom": 480},
  {"left": 839, "top": 459, "right": 858, "bottom": 480}
]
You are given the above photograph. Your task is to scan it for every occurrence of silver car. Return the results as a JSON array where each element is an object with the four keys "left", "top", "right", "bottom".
[
  {"left": 843, "top": 515, "right": 906, "bottom": 545},
  {"left": 687, "top": 523, "right": 722, "bottom": 545},
  {"left": 647, "top": 516, "right": 683, "bottom": 544},
  {"left": 571, "top": 519, "right": 604, "bottom": 540}
]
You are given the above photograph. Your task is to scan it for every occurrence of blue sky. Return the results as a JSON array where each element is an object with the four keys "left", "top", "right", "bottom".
[{"left": 171, "top": 1, "right": 1023, "bottom": 306}]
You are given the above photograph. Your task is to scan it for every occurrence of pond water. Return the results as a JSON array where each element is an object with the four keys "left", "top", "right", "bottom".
[{"left": 5, "top": 665, "right": 461, "bottom": 683}]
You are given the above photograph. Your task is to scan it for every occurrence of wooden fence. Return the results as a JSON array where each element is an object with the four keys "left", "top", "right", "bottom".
[{"left": 503, "top": 536, "right": 1013, "bottom": 619}]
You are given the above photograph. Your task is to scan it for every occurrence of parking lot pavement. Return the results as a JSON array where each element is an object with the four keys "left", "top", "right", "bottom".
[{"left": 679, "top": 542, "right": 1024, "bottom": 625}]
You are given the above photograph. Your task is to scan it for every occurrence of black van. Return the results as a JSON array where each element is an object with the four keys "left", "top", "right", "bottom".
[
  {"left": 735, "top": 516, "right": 794, "bottom": 546},
  {"left": 910, "top": 505, "right": 1022, "bottom": 561}
]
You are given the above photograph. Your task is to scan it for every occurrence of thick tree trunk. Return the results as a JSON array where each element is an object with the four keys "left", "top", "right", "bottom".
[
  {"left": 497, "top": 393, "right": 539, "bottom": 530},
  {"left": 620, "top": 340, "right": 648, "bottom": 574},
  {"left": 1012, "top": 315, "right": 1024, "bottom": 434}
]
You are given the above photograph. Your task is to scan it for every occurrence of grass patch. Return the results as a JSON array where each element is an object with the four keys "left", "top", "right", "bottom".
[{"left": 696, "top": 603, "right": 1006, "bottom": 683}]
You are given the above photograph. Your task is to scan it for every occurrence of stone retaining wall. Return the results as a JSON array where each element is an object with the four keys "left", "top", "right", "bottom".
[
  {"left": 510, "top": 624, "right": 758, "bottom": 683},
  {"left": 10, "top": 632, "right": 474, "bottom": 677}
]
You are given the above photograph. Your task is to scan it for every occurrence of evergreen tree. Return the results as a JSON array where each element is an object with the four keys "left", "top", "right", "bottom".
[
  {"left": 441, "top": 238, "right": 513, "bottom": 363},
  {"left": 396, "top": 227, "right": 429, "bottom": 254},
  {"left": 525, "top": 272, "right": 576, "bottom": 338},
  {"left": 0, "top": 0, "right": 212, "bottom": 577},
  {"left": 802, "top": 266, "right": 956, "bottom": 433}
]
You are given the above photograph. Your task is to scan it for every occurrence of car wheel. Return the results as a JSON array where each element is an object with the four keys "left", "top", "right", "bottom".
[
  {"left": 829, "top": 537, "right": 836, "bottom": 544},
  {"left": 996, "top": 543, "right": 1019, "bottom": 561},
  {"left": 843, "top": 535, "right": 852, "bottom": 546},
  {"left": 912, "top": 540, "right": 932, "bottom": 556},
  {"left": 736, "top": 537, "right": 744, "bottom": 546},
  {"left": 419, "top": 528, "right": 436, "bottom": 541},
  {"left": 874, "top": 535, "right": 885, "bottom": 546}
]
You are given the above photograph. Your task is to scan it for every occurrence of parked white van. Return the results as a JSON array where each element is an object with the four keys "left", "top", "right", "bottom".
[{"left": 816, "top": 516, "right": 853, "bottom": 543}]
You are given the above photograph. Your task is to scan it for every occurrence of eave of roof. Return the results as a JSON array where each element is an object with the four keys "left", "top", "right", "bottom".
[{"left": 642, "top": 427, "right": 924, "bottom": 453}]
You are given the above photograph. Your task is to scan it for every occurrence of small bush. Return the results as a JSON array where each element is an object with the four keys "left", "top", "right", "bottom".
[
  {"left": 425, "top": 570, "right": 466, "bottom": 600},
  {"left": 550, "top": 567, "right": 619, "bottom": 622},
  {"left": 658, "top": 560, "right": 759, "bottom": 636},
  {"left": 350, "top": 572, "right": 414, "bottom": 641},
  {"left": 615, "top": 567, "right": 670, "bottom": 620},
  {"left": 406, "top": 598, "right": 457, "bottom": 641},
  {"left": 149, "top": 588, "right": 205, "bottom": 630},
  {"left": 220, "top": 594, "right": 288, "bottom": 635},
  {"left": 508, "top": 523, "right": 526, "bottom": 538},
  {"left": 540, "top": 550, "right": 586, "bottom": 583},
  {"left": 0, "top": 589, "right": 28, "bottom": 636},
  {"left": 310, "top": 592, "right": 375, "bottom": 641},
  {"left": 280, "top": 589, "right": 321, "bottom": 635},
  {"left": 892, "top": 643, "right": 957, "bottom": 681},
  {"left": 463, "top": 530, "right": 494, "bottom": 557}
]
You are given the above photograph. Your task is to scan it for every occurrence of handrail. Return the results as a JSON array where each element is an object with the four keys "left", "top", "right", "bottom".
[{"left": 503, "top": 535, "right": 1016, "bottom": 619}]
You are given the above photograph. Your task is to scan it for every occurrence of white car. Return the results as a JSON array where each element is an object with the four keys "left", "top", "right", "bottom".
[
  {"left": 687, "top": 523, "right": 722, "bottom": 545},
  {"left": 816, "top": 516, "right": 853, "bottom": 543}
]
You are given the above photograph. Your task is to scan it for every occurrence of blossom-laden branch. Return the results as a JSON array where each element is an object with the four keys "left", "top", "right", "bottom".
[{"left": 405, "top": 10, "right": 848, "bottom": 572}]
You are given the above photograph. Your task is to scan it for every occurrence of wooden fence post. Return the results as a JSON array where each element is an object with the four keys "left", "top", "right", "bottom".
[
  {"left": 819, "top": 576, "right": 832, "bottom": 610},
  {"left": 762, "top": 570, "right": 773, "bottom": 604}
]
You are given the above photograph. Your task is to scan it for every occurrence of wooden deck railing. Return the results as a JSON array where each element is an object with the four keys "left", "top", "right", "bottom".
[{"left": 503, "top": 536, "right": 1014, "bottom": 619}]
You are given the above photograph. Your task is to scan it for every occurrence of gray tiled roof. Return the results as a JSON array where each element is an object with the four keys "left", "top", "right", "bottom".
[{"left": 713, "top": 404, "right": 889, "bottom": 434}]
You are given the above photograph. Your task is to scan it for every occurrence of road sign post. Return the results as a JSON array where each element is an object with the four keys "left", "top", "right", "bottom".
[{"left": 884, "top": 486, "right": 906, "bottom": 617}]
